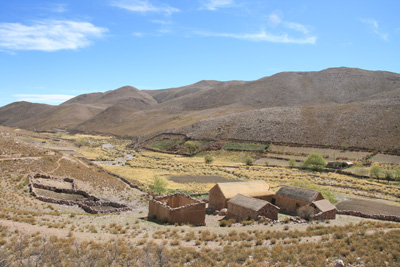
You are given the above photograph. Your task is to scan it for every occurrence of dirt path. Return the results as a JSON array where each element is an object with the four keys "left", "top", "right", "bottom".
[{"left": 0, "top": 156, "right": 42, "bottom": 161}]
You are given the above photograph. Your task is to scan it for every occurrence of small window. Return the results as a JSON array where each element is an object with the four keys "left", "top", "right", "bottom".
[
  {"left": 296, "top": 203, "right": 300, "bottom": 209},
  {"left": 271, "top": 198, "right": 276, "bottom": 205}
]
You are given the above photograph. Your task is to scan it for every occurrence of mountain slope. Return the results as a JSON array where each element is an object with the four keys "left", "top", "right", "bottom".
[
  {"left": 0, "top": 67, "right": 399, "bottom": 151},
  {"left": 144, "top": 80, "right": 246, "bottom": 103},
  {"left": 158, "top": 68, "right": 400, "bottom": 110},
  {"left": 0, "top": 102, "right": 54, "bottom": 127},
  {"left": 171, "top": 89, "right": 400, "bottom": 151},
  {"left": 62, "top": 86, "right": 157, "bottom": 109}
]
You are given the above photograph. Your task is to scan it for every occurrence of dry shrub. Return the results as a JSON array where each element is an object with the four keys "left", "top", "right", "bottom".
[{"left": 297, "top": 205, "right": 315, "bottom": 220}]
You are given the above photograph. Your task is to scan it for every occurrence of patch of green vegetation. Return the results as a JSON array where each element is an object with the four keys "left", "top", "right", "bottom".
[
  {"left": 149, "top": 175, "right": 168, "bottom": 195},
  {"left": 147, "top": 139, "right": 183, "bottom": 151},
  {"left": 292, "top": 180, "right": 337, "bottom": 204},
  {"left": 303, "top": 153, "right": 326, "bottom": 171},
  {"left": 223, "top": 142, "right": 267, "bottom": 151}
]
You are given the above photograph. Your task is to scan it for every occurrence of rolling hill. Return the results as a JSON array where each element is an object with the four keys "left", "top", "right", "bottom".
[{"left": 1, "top": 67, "right": 399, "bottom": 151}]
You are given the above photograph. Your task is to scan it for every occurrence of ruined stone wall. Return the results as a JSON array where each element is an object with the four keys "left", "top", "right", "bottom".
[{"left": 29, "top": 174, "right": 130, "bottom": 214}]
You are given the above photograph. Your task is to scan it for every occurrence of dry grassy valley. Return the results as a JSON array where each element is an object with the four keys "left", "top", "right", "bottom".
[{"left": 0, "top": 126, "right": 400, "bottom": 266}]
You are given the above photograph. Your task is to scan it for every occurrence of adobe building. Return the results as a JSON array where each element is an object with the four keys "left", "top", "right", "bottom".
[
  {"left": 148, "top": 193, "right": 206, "bottom": 226},
  {"left": 310, "top": 199, "right": 337, "bottom": 220},
  {"left": 208, "top": 180, "right": 274, "bottom": 210},
  {"left": 227, "top": 194, "right": 280, "bottom": 221},
  {"left": 272, "top": 185, "right": 324, "bottom": 215}
]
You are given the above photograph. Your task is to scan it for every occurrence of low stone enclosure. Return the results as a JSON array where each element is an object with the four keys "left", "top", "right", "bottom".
[
  {"left": 148, "top": 193, "right": 206, "bottom": 226},
  {"left": 29, "top": 174, "right": 131, "bottom": 214}
]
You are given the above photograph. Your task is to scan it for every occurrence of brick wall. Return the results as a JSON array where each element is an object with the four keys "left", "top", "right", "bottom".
[{"left": 148, "top": 193, "right": 206, "bottom": 226}]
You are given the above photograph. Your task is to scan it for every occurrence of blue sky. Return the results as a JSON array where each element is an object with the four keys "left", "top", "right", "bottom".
[{"left": 0, "top": 0, "right": 399, "bottom": 107}]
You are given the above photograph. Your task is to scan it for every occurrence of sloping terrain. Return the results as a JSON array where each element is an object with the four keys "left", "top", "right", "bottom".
[
  {"left": 173, "top": 90, "right": 400, "bottom": 151},
  {"left": 0, "top": 101, "right": 54, "bottom": 127},
  {"left": 62, "top": 85, "right": 157, "bottom": 109},
  {"left": 144, "top": 80, "right": 246, "bottom": 103},
  {"left": 0, "top": 67, "right": 399, "bottom": 151}
]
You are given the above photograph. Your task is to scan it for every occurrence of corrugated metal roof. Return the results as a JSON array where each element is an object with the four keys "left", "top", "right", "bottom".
[
  {"left": 215, "top": 181, "right": 274, "bottom": 199},
  {"left": 276, "top": 185, "right": 321, "bottom": 202},
  {"left": 312, "top": 199, "right": 336, "bottom": 212},
  {"left": 228, "top": 194, "right": 278, "bottom": 211}
]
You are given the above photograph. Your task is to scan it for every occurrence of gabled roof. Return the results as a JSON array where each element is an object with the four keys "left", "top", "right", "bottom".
[
  {"left": 312, "top": 199, "right": 336, "bottom": 212},
  {"left": 215, "top": 181, "right": 274, "bottom": 199},
  {"left": 228, "top": 194, "right": 279, "bottom": 211},
  {"left": 276, "top": 185, "right": 321, "bottom": 202}
]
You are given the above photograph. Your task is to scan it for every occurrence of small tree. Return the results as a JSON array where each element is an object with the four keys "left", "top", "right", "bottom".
[
  {"left": 396, "top": 169, "right": 400, "bottom": 181},
  {"left": 341, "top": 143, "right": 349, "bottom": 151},
  {"left": 385, "top": 170, "right": 394, "bottom": 182},
  {"left": 303, "top": 153, "right": 326, "bottom": 171},
  {"left": 264, "top": 160, "right": 269, "bottom": 166},
  {"left": 245, "top": 156, "right": 254, "bottom": 166},
  {"left": 204, "top": 155, "right": 214, "bottom": 164},
  {"left": 184, "top": 141, "right": 201, "bottom": 155},
  {"left": 150, "top": 176, "right": 168, "bottom": 195},
  {"left": 288, "top": 159, "right": 296, "bottom": 167},
  {"left": 369, "top": 165, "right": 382, "bottom": 180}
]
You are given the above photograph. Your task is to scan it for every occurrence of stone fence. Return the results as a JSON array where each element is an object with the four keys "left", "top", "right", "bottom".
[
  {"left": 337, "top": 210, "right": 400, "bottom": 222},
  {"left": 29, "top": 174, "right": 131, "bottom": 214}
]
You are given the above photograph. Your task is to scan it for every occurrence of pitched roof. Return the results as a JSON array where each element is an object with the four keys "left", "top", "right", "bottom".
[
  {"left": 228, "top": 194, "right": 278, "bottom": 211},
  {"left": 276, "top": 185, "right": 321, "bottom": 202},
  {"left": 215, "top": 181, "right": 274, "bottom": 199},
  {"left": 312, "top": 199, "right": 336, "bottom": 212}
]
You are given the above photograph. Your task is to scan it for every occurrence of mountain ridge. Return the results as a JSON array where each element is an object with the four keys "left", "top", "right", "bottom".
[{"left": 1, "top": 67, "right": 399, "bottom": 151}]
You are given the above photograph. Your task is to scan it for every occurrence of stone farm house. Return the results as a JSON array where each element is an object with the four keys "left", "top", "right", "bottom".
[
  {"left": 272, "top": 185, "right": 324, "bottom": 215},
  {"left": 208, "top": 181, "right": 275, "bottom": 210},
  {"left": 310, "top": 199, "right": 337, "bottom": 220},
  {"left": 148, "top": 193, "right": 206, "bottom": 226},
  {"left": 227, "top": 194, "right": 280, "bottom": 221}
]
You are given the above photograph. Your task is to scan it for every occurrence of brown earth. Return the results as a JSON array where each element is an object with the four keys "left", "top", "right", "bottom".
[{"left": 1, "top": 67, "right": 400, "bottom": 152}]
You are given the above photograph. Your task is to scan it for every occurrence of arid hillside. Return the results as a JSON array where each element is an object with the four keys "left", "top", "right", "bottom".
[{"left": 0, "top": 67, "right": 399, "bottom": 151}]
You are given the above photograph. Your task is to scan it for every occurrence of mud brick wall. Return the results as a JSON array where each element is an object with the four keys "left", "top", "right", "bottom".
[
  {"left": 227, "top": 203, "right": 278, "bottom": 222},
  {"left": 148, "top": 193, "right": 206, "bottom": 225},
  {"left": 169, "top": 203, "right": 206, "bottom": 226},
  {"left": 227, "top": 203, "right": 258, "bottom": 222},
  {"left": 273, "top": 196, "right": 314, "bottom": 215}
]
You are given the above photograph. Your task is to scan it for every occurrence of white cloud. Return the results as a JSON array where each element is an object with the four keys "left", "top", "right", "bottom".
[
  {"left": 268, "top": 13, "right": 282, "bottom": 25},
  {"left": 14, "top": 94, "right": 75, "bottom": 104},
  {"left": 200, "top": 0, "right": 235, "bottom": 11},
  {"left": 360, "top": 18, "right": 388, "bottom": 41},
  {"left": 195, "top": 30, "right": 317, "bottom": 44},
  {"left": 49, "top": 3, "right": 68, "bottom": 13},
  {"left": 0, "top": 20, "right": 107, "bottom": 52},
  {"left": 132, "top": 32, "right": 144, "bottom": 37},
  {"left": 284, "top": 22, "right": 309, "bottom": 34},
  {"left": 111, "top": 0, "right": 179, "bottom": 15}
]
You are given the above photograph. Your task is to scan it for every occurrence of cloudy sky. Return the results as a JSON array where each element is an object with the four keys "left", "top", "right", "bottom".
[{"left": 0, "top": 0, "right": 399, "bottom": 106}]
